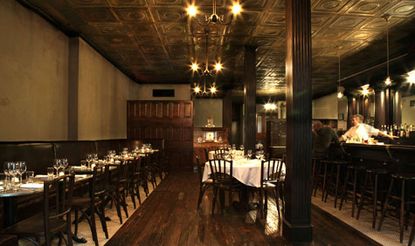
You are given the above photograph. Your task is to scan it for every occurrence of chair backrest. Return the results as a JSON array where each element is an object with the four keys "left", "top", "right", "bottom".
[
  {"left": 91, "top": 165, "right": 110, "bottom": 199},
  {"left": 260, "top": 158, "right": 284, "bottom": 186},
  {"left": 43, "top": 174, "right": 75, "bottom": 244},
  {"left": 214, "top": 148, "right": 228, "bottom": 159},
  {"left": 208, "top": 159, "right": 233, "bottom": 183}
]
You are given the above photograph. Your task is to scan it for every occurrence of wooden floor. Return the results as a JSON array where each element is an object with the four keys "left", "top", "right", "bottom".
[{"left": 106, "top": 172, "right": 378, "bottom": 246}]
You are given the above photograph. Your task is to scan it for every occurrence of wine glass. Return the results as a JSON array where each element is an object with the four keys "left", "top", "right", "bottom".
[
  {"left": 3, "top": 162, "right": 12, "bottom": 190},
  {"left": 53, "top": 159, "right": 61, "bottom": 176},
  {"left": 60, "top": 159, "right": 68, "bottom": 173},
  {"left": 239, "top": 145, "right": 244, "bottom": 151},
  {"left": 247, "top": 149, "right": 252, "bottom": 159}
]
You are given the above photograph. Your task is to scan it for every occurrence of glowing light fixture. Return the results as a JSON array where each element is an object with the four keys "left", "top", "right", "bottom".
[
  {"left": 361, "top": 84, "right": 370, "bottom": 97},
  {"left": 186, "top": 0, "right": 243, "bottom": 25},
  {"left": 214, "top": 62, "right": 223, "bottom": 72},
  {"left": 264, "top": 102, "right": 277, "bottom": 111},
  {"left": 190, "top": 62, "right": 199, "bottom": 72},
  {"left": 337, "top": 53, "right": 344, "bottom": 99},
  {"left": 383, "top": 14, "right": 392, "bottom": 86},
  {"left": 406, "top": 70, "right": 415, "bottom": 85}
]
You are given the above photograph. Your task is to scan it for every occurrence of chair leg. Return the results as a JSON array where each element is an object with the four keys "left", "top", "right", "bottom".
[
  {"left": 372, "top": 174, "right": 379, "bottom": 229},
  {"left": 97, "top": 205, "right": 109, "bottom": 239},
  {"left": 74, "top": 209, "right": 79, "bottom": 236},
  {"left": 377, "top": 178, "right": 394, "bottom": 231},
  {"left": 408, "top": 216, "right": 415, "bottom": 246},
  {"left": 130, "top": 187, "right": 137, "bottom": 209},
  {"left": 339, "top": 168, "right": 351, "bottom": 211},
  {"left": 334, "top": 165, "right": 341, "bottom": 208},
  {"left": 197, "top": 184, "right": 207, "bottom": 209},
  {"left": 356, "top": 172, "right": 369, "bottom": 220},
  {"left": 322, "top": 163, "right": 328, "bottom": 202},
  {"left": 400, "top": 179, "right": 406, "bottom": 243},
  {"left": 114, "top": 195, "right": 123, "bottom": 224}
]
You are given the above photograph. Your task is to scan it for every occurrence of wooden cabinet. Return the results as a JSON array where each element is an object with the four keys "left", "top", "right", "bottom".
[{"left": 193, "top": 127, "right": 228, "bottom": 163}]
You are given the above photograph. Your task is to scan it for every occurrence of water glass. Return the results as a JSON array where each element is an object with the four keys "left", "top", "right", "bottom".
[
  {"left": 247, "top": 150, "right": 252, "bottom": 159},
  {"left": 240, "top": 145, "right": 244, "bottom": 151}
]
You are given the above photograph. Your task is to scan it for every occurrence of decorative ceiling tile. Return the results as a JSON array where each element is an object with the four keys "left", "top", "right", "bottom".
[
  {"left": 253, "top": 26, "right": 284, "bottom": 37},
  {"left": 329, "top": 15, "right": 367, "bottom": 29},
  {"left": 113, "top": 8, "right": 150, "bottom": 22},
  {"left": 313, "top": 0, "right": 351, "bottom": 13},
  {"left": 346, "top": 0, "right": 391, "bottom": 16},
  {"left": 154, "top": 7, "right": 186, "bottom": 22},
  {"left": 88, "top": 23, "right": 129, "bottom": 35},
  {"left": 77, "top": 8, "right": 117, "bottom": 22},
  {"left": 67, "top": 0, "right": 108, "bottom": 7},
  {"left": 159, "top": 23, "right": 187, "bottom": 34},
  {"left": 241, "top": 0, "right": 268, "bottom": 11},
  {"left": 108, "top": 0, "right": 146, "bottom": 7},
  {"left": 151, "top": 0, "right": 183, "bottom": 5},
  {"left": 263, "top": 13, "right": 285, "bottom": 26},
  {"left": 386, "top": 1, "right": 415, "bottom": 17}
]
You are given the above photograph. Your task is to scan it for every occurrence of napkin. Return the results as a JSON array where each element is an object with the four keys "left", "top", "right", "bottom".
[{"left": 21, "top": 183, "right": 43, "bottom": 189}]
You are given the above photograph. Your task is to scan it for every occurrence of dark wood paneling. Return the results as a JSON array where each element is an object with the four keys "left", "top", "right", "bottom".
[
  {"left": 127, "top": 100, "right": 193, "bottom": 170},
  {"left": 283, "top": 0, "right": 313, "bottom": 242},
  {"left": 243, "top": 46, "right": 257, "bottom": 151}
]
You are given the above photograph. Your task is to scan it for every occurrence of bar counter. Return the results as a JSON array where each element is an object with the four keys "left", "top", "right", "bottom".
[{"left": 342, "top": 143, "right": 415, "bottom": 169}]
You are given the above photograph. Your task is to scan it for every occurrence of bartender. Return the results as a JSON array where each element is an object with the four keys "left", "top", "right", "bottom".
[{"left": 340, "top": 114, "right": 395, "bottom": 142}]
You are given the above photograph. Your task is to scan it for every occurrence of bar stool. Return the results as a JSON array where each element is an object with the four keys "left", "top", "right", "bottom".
[
  {"left": 322, "top": 160, "right": 349, "bottom": 208},
  {"left": 377, "top": 172, "right": 415, "bottom": 243},
  {"left": 339, "top": 159, "right": 366, "bottom": 217},
  {"left": 312, "top": 157, "right": 325, "bottom": 197},
  {"left": 355, "top": 167, "right": 389, "bottom": 229}
]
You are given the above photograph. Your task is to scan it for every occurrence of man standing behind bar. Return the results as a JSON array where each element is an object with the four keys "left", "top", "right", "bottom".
[
  {"left": 312, "top": 121, "right": 339, "bottom": 158},
  {"left": 339, "top": 114, "right": 394, "bottom": 142}
]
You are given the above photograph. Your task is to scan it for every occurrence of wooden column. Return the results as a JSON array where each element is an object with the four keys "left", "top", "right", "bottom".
[
  {"left": 283, "top": 0, "right": 313, "bottom": 242},
  {"left": 347, "top": 95, "right": 357, "bottom": 129},
  {"left": 223, "top": 90, "right": 233, "bottom": 143},
  {"left": 375, "top": 89, "right": 386, "bottom": 128},
  {"left": 243, "top": 46, "right": 256, "bottom": 151},
  {"left": 393, "top": 89, "right": 402, "bottom": 125}
]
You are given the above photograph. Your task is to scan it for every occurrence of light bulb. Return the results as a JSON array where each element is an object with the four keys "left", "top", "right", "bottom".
[
  {"left": 337, "top": 91, "right": 344, "bottom": 99},
  {"left": 193, "top": 85, "right": 201, "bottom": 94},
  {"left": 231, "top": 1, "right": 242, "bottom": 15},
  {"left": 361, "top": 85, "right": 370, "bottom": 96},
  {"left": 407, "top": 70, "right": 415, "bottom": 85},
  {"left": 190, "top": 62, "right": 199, "bottom": 72},
  {"left": 214, "top": 62, "right": 223, "bottom": 72},
  {"left": 385, "top": 76, "right": 392, "bottom": 86},
  {"left": 210, "top": 85, "right": 217, "bottom": 94},
  {"left": 264, "top": 102, "right": 276, "bottom": 111},
  {"left": 186, "top": 4, "right": 198, "bottom": 17}
]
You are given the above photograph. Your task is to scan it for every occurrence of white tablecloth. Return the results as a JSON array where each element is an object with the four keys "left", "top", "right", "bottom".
[
  {"left": 202, "top": 158, "right": 285, "bottom": 188},
  {"left": 208, "top": 150, "right": 244, "bottom": 160}
]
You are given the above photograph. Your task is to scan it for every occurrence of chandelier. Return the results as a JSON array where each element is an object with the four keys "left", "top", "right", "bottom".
[
  {"left": 186, "top": 0, "right": 243, "bottom": 26},
  {"left": 191, "top": 28, "right": 220, "bottom": 95}
]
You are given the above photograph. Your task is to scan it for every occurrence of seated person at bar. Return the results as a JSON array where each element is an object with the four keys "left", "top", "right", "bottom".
[
  {"left": 312, "top": 120, "right": 339, "bottom": 158},
  {"left": 339, "top": 114, "right": 394, "bottom": 142}
]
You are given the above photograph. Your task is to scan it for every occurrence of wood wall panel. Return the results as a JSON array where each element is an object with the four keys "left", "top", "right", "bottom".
[{"left": 127, "top": 100, "right": 193, "bottom": 169}]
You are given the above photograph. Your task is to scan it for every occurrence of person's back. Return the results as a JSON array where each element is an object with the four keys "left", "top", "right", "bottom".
[{"left": 313, "top": 125, "right": 339, "bottom": 158}]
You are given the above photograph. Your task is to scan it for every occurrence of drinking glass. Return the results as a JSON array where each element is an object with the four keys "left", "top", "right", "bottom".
[
  {"left": 60, "top": 159, "right": 68, "bottom": 175},
  {"left": 86, "top": 154, "right": 92, "bottom": 168},
  {"left": 26, "top": 171, "right": 34, "bottom": 183},
  {"left": 53, "top": 159, "right": 61, "bottom": 176},
  {"left": 47, "top": 167, "right": 54, "bottom": 179},
  {"left": 240, "top": 145, "right": 244, "bottom": 151},
  {"left": 3, "top": 162, "right": 11, "bottom": 190},
  {"left": 0, "top": 173, "right": 5, "bottom": 191},
  {"left": 247, "top": 150, "right": 252, "bottom": 159}
]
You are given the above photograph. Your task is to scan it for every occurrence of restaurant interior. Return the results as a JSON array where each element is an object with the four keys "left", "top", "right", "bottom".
[{"left": 1, "top": 0, "right": 415, "bottom": 245}]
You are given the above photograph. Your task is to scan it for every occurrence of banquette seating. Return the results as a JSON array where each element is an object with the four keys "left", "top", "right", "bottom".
[{"left": 0, "top": 138, "right": 159, "bottom": 232}]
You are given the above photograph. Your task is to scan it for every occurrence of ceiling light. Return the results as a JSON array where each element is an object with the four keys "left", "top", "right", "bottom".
[
  {"left": 186, "top": 4, "right": 198, "bottom": 17},
  {"left": 209, "top": 83, "right": 217, "bottom": 94},
  {"left": 193, "top": 84, "right": 201, "bottom": 94},
  {"left": 383, "top": 14, "right": 393, "bottom": 86},
  {"left": 361, "top": 84, "right": 370, "bottom": 96},
  {"left": 406, "top": 70, "right": 415, "bottom": 84},
  {"left": 231, "top": 1, "right": 242, "bottom": 16},
  {"left": 264, "top": 102, "right": 277, "bottom": 111},
  {"left": 214, "top": 62, "right": 223, "bottom": 72},
  {"left": 190, "top": 62, "right": 199, "bottom": 72}
]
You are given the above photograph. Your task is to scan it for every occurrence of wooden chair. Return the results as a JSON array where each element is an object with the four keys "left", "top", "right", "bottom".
[
  {"left": 128, "top": 158, "right": 144, "bottom": 208},
  {"left": 2, "top": 174, "right": 75, "bottom": 246},
  {"left": 72, "top": 165, "right": 110, "bottom": 245},
  {"left": 196, "top": 155, "right": 213, "bottom": 209},
  {"left": 214, "top": 148, "right": 228, "bottom": 159},
  {"left": 259, "top": 158, "right": 285, "bottom": 218},
  {"left": 208, "top": 159, "right": 241, "bottom": 215},
  {"left": 106, "top": 162, "right": 129, "bottom": 224}
]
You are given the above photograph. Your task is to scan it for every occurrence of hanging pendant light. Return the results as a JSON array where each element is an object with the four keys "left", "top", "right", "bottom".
[
  {"left": 384, "top": 14, "right": 392, "bottom": 86},
  {"left": 337, "top": 54, "right": 344, "bottom": 99}
]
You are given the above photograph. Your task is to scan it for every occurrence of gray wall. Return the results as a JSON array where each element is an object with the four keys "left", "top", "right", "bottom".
[
  {"left": 194, "top": 99, "right": 223, "bottom": 127},
  {"left": 0, "top": 0, "right": 140, "bottom": 141}
]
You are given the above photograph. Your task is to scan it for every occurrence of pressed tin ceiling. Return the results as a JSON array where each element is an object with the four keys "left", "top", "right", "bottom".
[{"left": 18, "top": 0, "right": 415, "bottom": 98}]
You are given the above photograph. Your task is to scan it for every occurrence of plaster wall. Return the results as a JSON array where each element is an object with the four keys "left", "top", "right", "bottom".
[
  {"left": 0, "top": 0, "right": 69, "bottom": 140},
  {"left": 77, "top": 39, "right": 139, "bottom": 140}
]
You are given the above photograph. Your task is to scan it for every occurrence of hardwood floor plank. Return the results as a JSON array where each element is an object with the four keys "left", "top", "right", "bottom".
[{"left": 106, "top": 172, "right": 377, "bottom": 246}]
